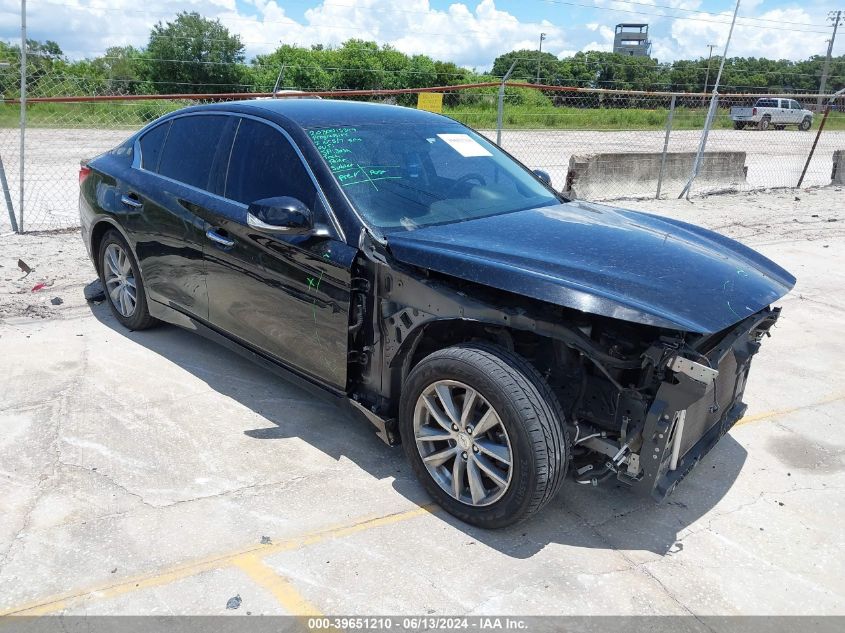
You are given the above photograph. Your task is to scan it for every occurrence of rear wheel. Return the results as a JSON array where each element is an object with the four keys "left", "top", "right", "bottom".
[
  {"left": 774, "top": 124, "right": 785, "bottom": 131},
  {"left": 733, "top": 121, "right": 746, "bottom": 130},
  {"left": 799, "top": 117, "right": 812, "bottom": 131},
  {"left": 759, "top": 116, "right": 771, "bottom": 131},
  {"left": 399, "top": 344, "right": 568, "bottom": 528},
  {"left": 98, "top": 230, "right": 157, "bottom": 331}
]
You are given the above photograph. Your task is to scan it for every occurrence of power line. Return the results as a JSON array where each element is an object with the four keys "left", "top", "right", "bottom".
[
  {"left": 538, "top": 0, "right": 829, "bottom": 28},
  {"left": 536, "top": 0, "right": 831, "bottom": 33},
  {"left": 9, "top": 43, "right": 843, "bottom": 82},
  {"left": 13, "top": 0, "right": 837, "bottom": 35}
]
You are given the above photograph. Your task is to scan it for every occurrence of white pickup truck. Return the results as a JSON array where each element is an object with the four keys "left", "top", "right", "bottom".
[{"left": 730, "top": 98, "right": 813, "bottom": 131}]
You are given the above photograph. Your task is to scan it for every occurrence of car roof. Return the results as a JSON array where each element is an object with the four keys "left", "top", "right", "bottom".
[{"left": 181, "top": 98, "right": 456, "bottom": 129}]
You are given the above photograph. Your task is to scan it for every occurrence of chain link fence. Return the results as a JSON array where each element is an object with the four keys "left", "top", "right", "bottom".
[
  {"left": 487, "top": 86, "right": 844, "bottom": 201},
  {"left": 1, "top": 72, "right": 843, "bottom": 232}
]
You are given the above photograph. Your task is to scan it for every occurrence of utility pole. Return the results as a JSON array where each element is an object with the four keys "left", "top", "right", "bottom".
[
  {"left": 818, "top": 11, "right": 841, "bottom": 111},
  {"left": 536, "top": 32, "right": 546, "bottom": 84},
  {"left": 703, "top": 44, "right": 717, "bottom": 94}
]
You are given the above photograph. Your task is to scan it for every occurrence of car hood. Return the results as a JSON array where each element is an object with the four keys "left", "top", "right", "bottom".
[{"left": 386, "top": 200, "right": 795, "bottom": 333}]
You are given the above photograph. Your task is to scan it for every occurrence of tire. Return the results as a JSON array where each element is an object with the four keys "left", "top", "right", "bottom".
[
  {"left": 98, "top": 230, "right": 157, "bottom": 331},
  {"left": 799, "top": 117, "right": 812, "bottom": 131},
  {"left": 733, "top": 121, "right": 746, "bottom": 130},
  {"left": 774, "top": 124, "right": 785, "bottom": 131},
  {"left": 759, "top": 116, "right": 771, "bottom": 131},
  {"left": 399, "top": 343, "right": 569, "bottom": 528}
]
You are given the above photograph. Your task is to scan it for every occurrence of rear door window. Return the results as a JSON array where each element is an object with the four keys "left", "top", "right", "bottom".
[
  {"left": 138, "top": 121, "right": 170, "bottom": 172},
  {"left": 225, "top": 118, "right": 319, "bottom": 212},
  {"left": 157, "top": 115, "right": 229, "bottom": 190}
]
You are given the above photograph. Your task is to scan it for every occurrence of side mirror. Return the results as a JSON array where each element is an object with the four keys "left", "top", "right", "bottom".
[
  {"left": 247, "top": 196, "right": 313, "bottom": 235},
  {"left": 533, "top": 169, "right": 552, "bottom": 187}
]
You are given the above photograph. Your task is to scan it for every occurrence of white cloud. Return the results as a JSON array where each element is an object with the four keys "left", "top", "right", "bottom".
[
  {"left": 0, "top": 0, "right": 570, "bottom": 70},
  {"left": 666, "top": 8, "right": 828, "bottom": 61}
]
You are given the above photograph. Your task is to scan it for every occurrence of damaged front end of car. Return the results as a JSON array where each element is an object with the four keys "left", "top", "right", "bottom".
[
  {"left": 566, "top": 307, "right": 780, "bottom": 500},
  {"left": 343, "top": 198, "right": 797, "bottom": 502}
]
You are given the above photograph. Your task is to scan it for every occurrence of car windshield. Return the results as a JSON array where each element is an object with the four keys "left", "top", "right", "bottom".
[{"left": 306, "top": 122, "right": 560, "bottom": 232}]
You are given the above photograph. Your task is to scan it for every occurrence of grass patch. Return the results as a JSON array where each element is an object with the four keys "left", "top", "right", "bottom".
[
  {"left": 445, "top": 104, "right": 845, "bottom": 131},
  {"left": 0, "top": 100, "right": 189, "bottom": 129},
  {"left": 2, "top": 100, "right": 844, "bottom": 132}
]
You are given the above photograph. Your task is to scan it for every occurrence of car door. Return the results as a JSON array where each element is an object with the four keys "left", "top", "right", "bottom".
[
  {"left": 777, "top": 99, "right": 791, "bottom": 124},
  {"left": 123, "top": 113, "right": 235, "bottom": 319},
  {"left": 789, "top": 100, "right": 803, "bottom": 124},
  {"left": 203, "top": 116, "right": 355, "bottom": 390}
]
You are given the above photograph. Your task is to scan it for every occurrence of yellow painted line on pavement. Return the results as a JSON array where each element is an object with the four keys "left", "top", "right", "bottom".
[
  {"left": 734, "top": 392, "right": 845, "bottom": 428},
  {"left": 0, "top": 505, "right": 434, "bottom": 616},
  {"left": 233, "top": 554, "right": 323, "bottom": 616}
]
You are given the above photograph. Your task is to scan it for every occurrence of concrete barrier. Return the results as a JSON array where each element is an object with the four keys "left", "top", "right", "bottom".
[
  {"left": 564, "top": 151, "right": 748, "bottom": 199},
  {"left": 833, "top": 150, "right": 845, "bottom": 185}
]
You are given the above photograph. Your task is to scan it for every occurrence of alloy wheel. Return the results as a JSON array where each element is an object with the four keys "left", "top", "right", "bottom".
[
  {"left": 413, "top": 379, "right": 513, "bottom": 506},
  {"left": 103, "top": 243, "right": 137, "bottom": 318}
]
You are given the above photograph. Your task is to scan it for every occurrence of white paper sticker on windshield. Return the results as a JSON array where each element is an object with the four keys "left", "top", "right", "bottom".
[{"left": 437, "top": 133, "right": 492, "bottom": 157}]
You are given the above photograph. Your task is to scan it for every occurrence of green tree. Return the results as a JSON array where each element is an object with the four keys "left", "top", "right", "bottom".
[
  {"left": 331, "top": 40, "right": 385, "bottom": 90},
  {"left": 250, "top": 45, "right": 334, "bottom": 92},
  {"left": 491, "top": 49, "right": 563, "bottom": 84},
  {"left": 433, "top": 61, "right": 469, "bottom": 86},
  {"left": 142, "top": 12, "right": 246, "bottom": 94}
]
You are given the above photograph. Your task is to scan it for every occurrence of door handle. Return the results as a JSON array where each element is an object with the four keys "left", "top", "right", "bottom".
[
  {"left": 206, "top": 228, "right": 235, "bottom": 248},
  {"left": 120, "top": 193, "right": 142, "bottom": 208}
]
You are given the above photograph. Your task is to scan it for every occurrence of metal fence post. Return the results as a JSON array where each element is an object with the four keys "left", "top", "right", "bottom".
[
  {"left": 0, "top": 153, "right": 17, "bottom": 232},
  {"left": 496, "top": 61, "right": 517, "bottom": 147},
  {"left": 656, "top": 94, "right": 676, "bottom": 199},
  {"left": 19, "top": 0, "right": 27, "bottom": 233},
  {"left": 798, "top": 88, "right": 845, "bottom": 188},
  {"left": 679, "top": 0, "right": 740, "bottom": 199}
]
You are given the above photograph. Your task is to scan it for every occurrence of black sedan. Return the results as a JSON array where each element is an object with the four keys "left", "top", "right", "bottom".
[{"left": 80, "top": 99, "right": 794, "bottom": 527}]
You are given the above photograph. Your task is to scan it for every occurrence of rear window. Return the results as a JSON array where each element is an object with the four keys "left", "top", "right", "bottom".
[
  {"left": 157, "top": 115, "right": 229, "bottom": 190},
  {"left": 756, "top": 99, "right": 778, "bottom": 108},
  {"left": 138, "top": 121, "right": 170, "bottom": 172}
]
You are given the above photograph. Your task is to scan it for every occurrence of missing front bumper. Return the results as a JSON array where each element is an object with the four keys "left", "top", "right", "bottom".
[{"left": 624, "top": 308, "right": 779, "bottom": 501}]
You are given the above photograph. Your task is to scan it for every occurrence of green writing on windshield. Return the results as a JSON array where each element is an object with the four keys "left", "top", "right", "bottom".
[{"left": 308, "top": 127, "right": 403, "bottom": 190}]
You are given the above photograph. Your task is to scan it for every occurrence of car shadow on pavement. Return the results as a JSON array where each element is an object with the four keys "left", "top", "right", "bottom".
[{"left": 90, "top": 300, "right": 747, "bottom": 559}]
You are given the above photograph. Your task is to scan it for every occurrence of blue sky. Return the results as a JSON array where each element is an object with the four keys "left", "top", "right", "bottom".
[{"left": 0, "top": 0, "right": 842, "bottom": 69}]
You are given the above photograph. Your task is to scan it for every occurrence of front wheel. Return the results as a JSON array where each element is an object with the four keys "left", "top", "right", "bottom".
[
  {"left": 799, "top": 117, "right": 812, "bottom": 131},
  {"left": 399, "top": 344, "right": 569, "bottom": 528}
]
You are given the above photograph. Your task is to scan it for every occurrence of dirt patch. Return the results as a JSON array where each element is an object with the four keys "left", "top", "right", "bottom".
[{"left": 0, "top": 231, "right": 95, "bottom": 324}]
